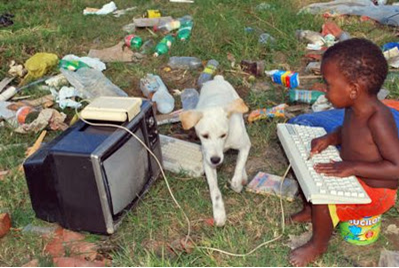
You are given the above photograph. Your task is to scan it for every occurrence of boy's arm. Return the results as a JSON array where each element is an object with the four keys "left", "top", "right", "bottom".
[
  {"left": 351, "top": 112, "right": 399, "bottom": 180},
  {"left": 327, "top": 126, "right": 342, "bottom": 145}
]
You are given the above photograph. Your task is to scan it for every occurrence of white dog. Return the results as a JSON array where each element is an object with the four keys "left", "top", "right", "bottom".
[{"left": 179, "top": 75, "right": 251, "bottom": 226}]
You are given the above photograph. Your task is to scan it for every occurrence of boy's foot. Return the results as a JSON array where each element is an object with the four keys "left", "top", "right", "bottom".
[
  {"left": 289, "top": 241, "right": 327, "bottom": 267},
  {"left": 286, "top": 207, "right": 311, "bottom": 225}
]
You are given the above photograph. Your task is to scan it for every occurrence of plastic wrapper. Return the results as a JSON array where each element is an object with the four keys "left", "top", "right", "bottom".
[{"left": 60, "top": 67, "right": 127, "bottom": 100}]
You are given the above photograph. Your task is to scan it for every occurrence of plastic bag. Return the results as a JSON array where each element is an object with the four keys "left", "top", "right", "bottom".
[
  {"left": 60, "top": 67, "right": 127, "bottom": 100},
  {"left": 24, "top": 53, "right": 59, "bottom": 82}
]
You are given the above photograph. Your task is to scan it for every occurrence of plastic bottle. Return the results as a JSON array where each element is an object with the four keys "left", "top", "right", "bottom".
[
  {"left": 168, "top": 56, "right": 202, "bottom": 70},
  {"left": 197, "top": 59, "right": 219, "bottom": 87},
  {"left": 240, "top": 60, "right": 265, "bottom": 76},
  {"left": 153, "top": 35, "right": 175, "bottom": 57},
  {"left": 288, "top": 89, "right": 325, "bottom": 104},
  {"left": 154, "top": 20, "right": 181, "bottom": 33},
  {"left": 124, "top": 34, "right": 143, "bottom": 50},
  {"left": 140, "top": 74, "right": 175, "bottom": 114},
  {"left": 177, "top": 19, "right": 193, "bottom": 41},
  {"left": 181, "top": 88, "right": 199, "bottom": 110},
  {"left": 139, "top": 39, "right": 155, "bottom": 55}
]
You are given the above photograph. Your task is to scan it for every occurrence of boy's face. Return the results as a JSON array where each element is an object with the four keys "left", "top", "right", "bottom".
[{"left": 321, "top": 60, "right": 354, "bottom": 109}]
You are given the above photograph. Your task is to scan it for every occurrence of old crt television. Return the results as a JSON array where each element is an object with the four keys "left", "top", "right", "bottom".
[{"left": 23, "top": 100, "right": 162, "bottom": 234}]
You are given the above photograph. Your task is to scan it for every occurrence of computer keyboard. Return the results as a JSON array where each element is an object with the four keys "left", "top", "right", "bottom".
[
  {"left": 159, "top": 134, "right": 204, "bottom": 177},
  {"left": 277, "top": 123, "right": 371, "bottom": 204}
]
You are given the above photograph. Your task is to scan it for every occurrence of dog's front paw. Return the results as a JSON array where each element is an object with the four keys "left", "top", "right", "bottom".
[
  {"left": 230, "top": 177, "right": 244, "bottom": 193},
  {"left": 213, "top": 208, "right": 226, "bottom": 227}
]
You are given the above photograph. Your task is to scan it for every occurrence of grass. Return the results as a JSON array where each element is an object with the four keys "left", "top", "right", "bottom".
[{"left": 1, "top": 0, "right": 399, "bottom": 266}]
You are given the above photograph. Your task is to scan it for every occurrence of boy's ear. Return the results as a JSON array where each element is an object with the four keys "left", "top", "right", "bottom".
[
  {"left": 224, "top": 98, "right": 249, "bottom": 116},
  {"left": 179, "top": 110, "right": 203, "bottom": 130},
  {"left": 349, "top": 82, "right": 361, "bottom": 100}
]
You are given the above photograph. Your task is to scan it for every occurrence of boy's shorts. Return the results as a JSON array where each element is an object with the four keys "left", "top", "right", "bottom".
[{"left": 328, "top": 178, "right": 397, "bottom": 227}]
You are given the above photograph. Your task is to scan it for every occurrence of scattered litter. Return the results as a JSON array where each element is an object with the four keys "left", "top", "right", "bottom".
[
  {"left": 62, "top": 55, "right": 106, "bottom": 71},
  {"left": 50, "top": 86, "right": 82, "bottom": 109},
  {"left": 154, "top": 35, "right": 175, "bottom": 57},
  {"left": 15, "top": 109, "right": 67, "bottom": 133},
  {"left": 0, "top": 13, "right": 14, "bottom": 27},
  {"left": 83, "top": 1, "right": 117, "bottom": 15},
  {"left": 248, "top": 103, "right": 287, "bottom": 123},
  {"left": 300, "top": 1, "right": 399, "bottom": 27},
  {"left": 122, "top": 22, "right": 136, "bottom": 33},
  {"left": 323, "top": 33, "right": 337, "bottom": 47},
  {"left": 258, "top": 32, "right": 275, "bottom": 44},
  {"left": 45, "top": 74, "right": 68, "bottom": 89},
  {"left": 22, "top": 223, "right": 58, "bottom": 235},
  {"left": 266, "top": 70, "right": 300, "bottom": 89},
  {"left": 197, "top": 59, "right": 219, "bottom": 87},
  {"left": 23, "top": 53, "right": 58, "bottom": 83},
  {"left": 0, "top": 101, "right": 17, "bottom": 126},
  {"left": 24, "top": 131, "right": 47, "bottom": 162},
  {"left": 305, "top": 62, "right": 321, "bottom": 74},
  {"left": 133, "top": 16, "right": 173, "bottom": 28},
  {"left": 7, "top": 94, "right": 54, "bottom": 111},
  {"left": 125, "top": 34, "right": 143, "bottom": 50},
  {"left": 312, "top": 95, "right": 333, "bottom": 112},
  {"left": 168, "top": 56, "right": 202, "bottom": 70},
  {"left": 181, "top": 88, "right": 199, "bottom": 110},
  {"left": 140, "top": 74, "right": 174, "bottom": 114},
  {"left": 156, "top": 109, "right": 182, "bottom": 125},
  {"left": 385, "top": 224, "right": 399, "bottom": 235},
  {"left": 61, "top": 68, "right": 127, "bottom": 100},
  {"left": 296, "top": 30, "right": 325, "bottom": 46},
  {"left": 246, "top": 171, "right": 298, "bottom": 201},
  {"left": 378, "top": 88, "right": 389, "bottom": 100},
  {"left": 0, "top": 213, "right": 11, "bottom": 238},
  {"left": 144, "top": 9, "right": 162, "bottom": 18},
  {"left": 289, "top": 89, "right": 325, "bottom": 104},
  {"left": 8, "top": 60, "right": 26, "bottom": 77},
  {"left": 240, "top": 60, "right": 265, "bottom": 76},
  {"left": 0, "top": 77, "right": 14, "bottom": 93},
  {"left": 113, "top": 6, "right": 136, "bottom": 17},
  {"left": 88, "top": 41, "right": 134, "bottom": 62},
  {"left": 307, "top": 43, "right": 322, "bottom": 50},
  {"left": 321, "top": 21, "right": 343, "bottom": 38},
  {"left": 16, "top": 106, "right": 39, "bottom": 124},
  {"left": 139, "top": 39, "right": 156, "bottom": 55},
  {"left": 378, "top": 249, "right": 399, "bottom": 267},
  {"left": 286, "top": 225, "right": 313, "bottom": 249}
]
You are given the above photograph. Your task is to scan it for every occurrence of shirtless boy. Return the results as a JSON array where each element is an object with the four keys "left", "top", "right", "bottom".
[{"left": 289, "top": 38, "right": 399, "bottom": 266}]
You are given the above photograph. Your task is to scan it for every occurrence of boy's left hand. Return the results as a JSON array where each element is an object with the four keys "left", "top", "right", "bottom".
[{"left": 314, "top": 160, "right": 354, "bottom": 177}]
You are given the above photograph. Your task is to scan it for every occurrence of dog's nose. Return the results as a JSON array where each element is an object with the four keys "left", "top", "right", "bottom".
[{"left": 210, "top": 156, "right": 221, "bottom": 165}]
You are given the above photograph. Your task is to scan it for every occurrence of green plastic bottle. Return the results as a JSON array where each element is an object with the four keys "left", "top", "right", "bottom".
[
  {"left": 153, "top": 35, "right": 175, "bottom": 57},
  {"left": 124, "top": 34, "right": 143, "bottom": 50},
  {"left": 288, "top": 89, "right": 325, "bottom": 104},
  {"left": 177, "top": 20, "right": 193, "bottom": 41}
]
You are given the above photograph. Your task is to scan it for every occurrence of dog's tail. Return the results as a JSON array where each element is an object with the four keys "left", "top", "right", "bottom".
[{"left": 213, "top": 75, "right": 224, "bottom": 81}]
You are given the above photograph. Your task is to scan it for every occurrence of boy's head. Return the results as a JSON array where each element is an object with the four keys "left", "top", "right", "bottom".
[{"left": 321, "top": 38, "right": 388, "bottom": 96}]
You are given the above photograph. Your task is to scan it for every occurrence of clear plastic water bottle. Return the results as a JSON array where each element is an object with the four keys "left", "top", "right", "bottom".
[
  {"left": 139, "top": 39, "right": 155, "bottom": 55},
  {"left": 153, "top": 20, "right": 181, "bottom": 33},
  {"left": 168, "top": 56, "right": 202, "bottom": 70},
  {"left": 153, "top": 35, "right": 175, "bottom": 57},
  {"left": 181, "top": 88, "right": 199, "bottom": 110},
  {"left": 197, "top": 59, "right": 219, "bottom": 87}
]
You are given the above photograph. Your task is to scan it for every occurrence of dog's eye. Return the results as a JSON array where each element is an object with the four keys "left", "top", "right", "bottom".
[
  {"left": 220, "top": 134, "right": 227, "bottom": 138},
  {"left": 202, "top": 134, "right": 209, "bottom": 139}
]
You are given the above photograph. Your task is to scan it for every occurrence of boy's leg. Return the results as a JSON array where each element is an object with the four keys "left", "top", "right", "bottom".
[
  {"left": 287, "top": 192, "right": 311, "bottom": 224},
  {"left": 290, "top": 204, "right": 334, "bottom": 267}
]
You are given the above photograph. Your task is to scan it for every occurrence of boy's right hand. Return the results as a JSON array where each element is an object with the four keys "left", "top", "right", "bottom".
[{"left": 310, "top": 135, "right": 331, "bottom": 157}]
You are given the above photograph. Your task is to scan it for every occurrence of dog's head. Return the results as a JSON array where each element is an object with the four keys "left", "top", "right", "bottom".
[{"left": 179, "top": 98, "right": 248, "bottom": 168}]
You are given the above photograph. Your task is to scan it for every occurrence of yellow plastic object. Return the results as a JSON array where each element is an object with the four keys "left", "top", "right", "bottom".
[{"left": 23, "top": 53, "right": 59, "bottom": 83}]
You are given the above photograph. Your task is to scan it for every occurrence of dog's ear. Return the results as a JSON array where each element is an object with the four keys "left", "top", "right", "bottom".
[
  {"left": 224, "top": 98, "right": 249, "bottom": 116},
  {"left": 179, "top": 110, "right": 203, "bottom": 130}
]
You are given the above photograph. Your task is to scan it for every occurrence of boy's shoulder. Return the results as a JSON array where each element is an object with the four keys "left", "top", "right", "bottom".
[{"left": 368, "top": 102, "right": 396, "bottom": 129}]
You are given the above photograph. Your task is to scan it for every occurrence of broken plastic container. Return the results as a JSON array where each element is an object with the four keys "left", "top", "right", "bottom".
[
  {"left": 181, "top": 88, "right": 199, "bottom": 110},
  {"left": 168, "top": 56, "right": 202, "bottom": 70}
]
